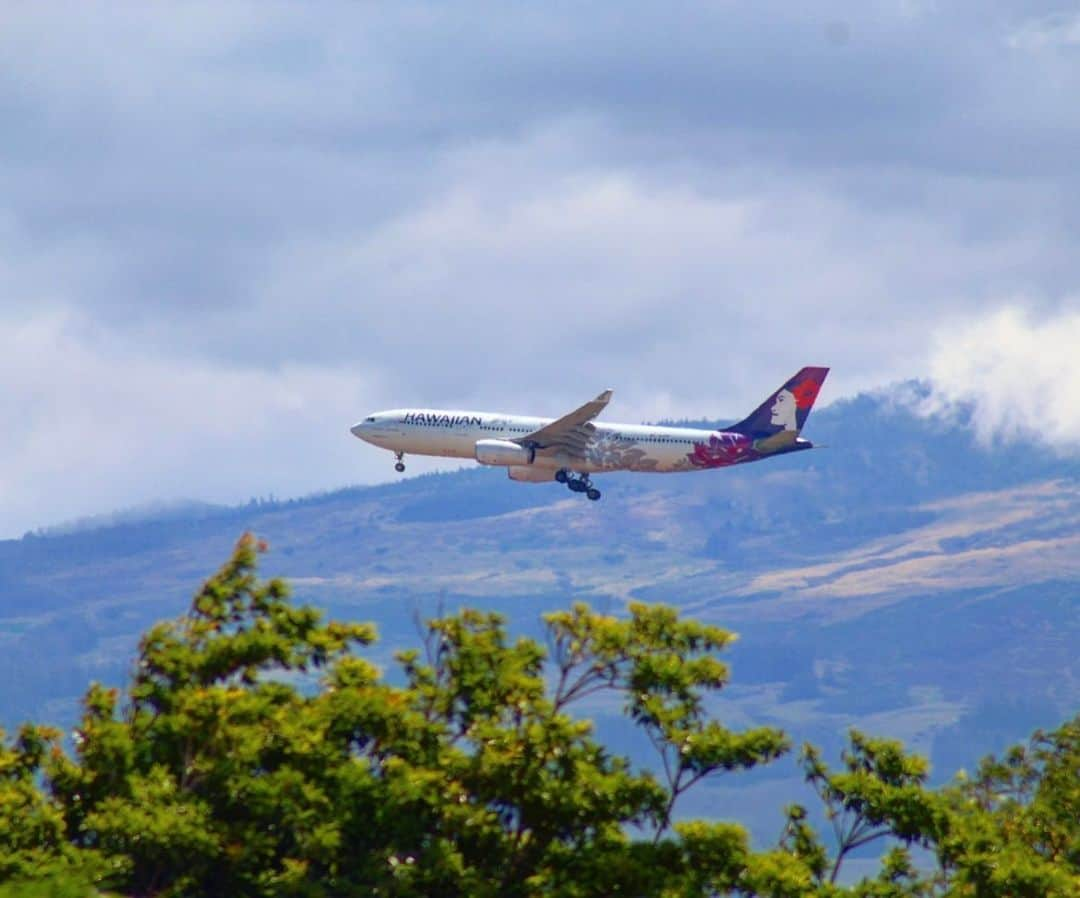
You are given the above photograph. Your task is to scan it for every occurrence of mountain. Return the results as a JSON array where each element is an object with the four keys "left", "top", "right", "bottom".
[{"left": 1, "top": 384, "right": 1077, "bottom": 844}]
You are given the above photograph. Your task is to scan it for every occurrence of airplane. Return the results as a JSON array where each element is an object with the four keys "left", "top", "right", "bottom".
[{"left": 350, "top": 367, "right": 829, "bottom": 501}]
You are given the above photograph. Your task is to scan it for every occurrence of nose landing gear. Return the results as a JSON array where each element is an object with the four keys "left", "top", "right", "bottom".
[
  {"left": 556, "top": 469, "right": 601, "bottom": 501},
  {"left": 394, "top": 452, "right": 406, "bottom": 473}
]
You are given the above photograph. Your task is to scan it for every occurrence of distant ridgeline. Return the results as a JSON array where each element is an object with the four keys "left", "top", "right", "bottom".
[{"left": 0, "top": 382, "right": 1077, "bottom": 851}]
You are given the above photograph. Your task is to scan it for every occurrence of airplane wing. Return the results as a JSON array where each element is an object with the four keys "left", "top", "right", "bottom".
[{"left": 517, "top": 389, "right": 613, "bottom": 456}]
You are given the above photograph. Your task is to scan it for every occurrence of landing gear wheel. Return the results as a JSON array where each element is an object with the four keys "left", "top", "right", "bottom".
[
  {"left": 586, "top": 487, "right": 601, "bottom": 501},
  {"left": 394, "top": 462, "right": 406, "bottom": 473},
  {"left": 554, "top": 469, "right": 569, "bottom": 484},
  {"left": 568, "top": 479, "right": 587, "bottom": 493}
]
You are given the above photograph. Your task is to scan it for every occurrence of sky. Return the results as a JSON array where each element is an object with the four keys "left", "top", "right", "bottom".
[{"left": 3, "top": 1, "right": 1080, "bottom": 537}]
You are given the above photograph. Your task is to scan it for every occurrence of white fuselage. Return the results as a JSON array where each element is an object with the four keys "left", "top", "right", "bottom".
[{"left": 351, "top": 408, "right": 739, "bottom": 475}]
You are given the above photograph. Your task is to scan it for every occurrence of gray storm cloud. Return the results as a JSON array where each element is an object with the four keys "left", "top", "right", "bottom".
[{"left": 3, "top": 2, "right": 1080, "bottom": 535}]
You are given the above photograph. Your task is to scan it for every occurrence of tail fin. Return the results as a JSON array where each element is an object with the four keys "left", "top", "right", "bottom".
[{"left": 730, "top": 367, "right": 829, "bottom": 441}]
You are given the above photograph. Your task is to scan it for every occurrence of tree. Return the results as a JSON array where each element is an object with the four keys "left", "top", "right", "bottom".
[
  {"left": 934, "top": 716, "right": 1079, "bottom": 897},
  {"left": 0, "top": 724, "right": 82, "bottom": 882},
  {"left": 795, "top": 730, "right": 944, "bottom": 891},
  {"left": 25, "top": 536, "right": 797, "bottom": 897},
  {"left": 0, "top": 536, "right": 1075, "bottom": 897}
]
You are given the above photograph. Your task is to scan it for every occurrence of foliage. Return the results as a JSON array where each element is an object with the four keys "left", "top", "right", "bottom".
[
  {"left": 797, "top": 730, "right": 944, "bottom": 887},
  {"left": 0, "top": 535, "right": 1075, "bottom": 897},
  {"left": 935, "top": 716, "right": 1080, "bottom": 897},
  {"left": 0, "top": 871, "right": 100, "bottom": 898}
]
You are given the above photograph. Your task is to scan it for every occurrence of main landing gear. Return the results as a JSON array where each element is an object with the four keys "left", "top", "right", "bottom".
[
  {"left": 556, "top": 469, "right": 601, "bottom": 501},
  {"left": 394, "top": 452, "right": 406, "bottom": 473}
]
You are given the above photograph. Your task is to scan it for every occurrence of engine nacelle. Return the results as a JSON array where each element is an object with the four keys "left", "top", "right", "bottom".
[
  {"left": 474, "top": 439, "right": 535, "bottom": 467},
  {"left": 508, "top": 465, "right": 555, "bottom": 482}
]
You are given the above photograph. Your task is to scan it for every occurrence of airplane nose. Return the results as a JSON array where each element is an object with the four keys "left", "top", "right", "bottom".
[{"left": 350, "top": 421, "right": 365, "bottom": 438}]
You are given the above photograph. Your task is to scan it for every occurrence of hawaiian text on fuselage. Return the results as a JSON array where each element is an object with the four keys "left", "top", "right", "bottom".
[{"left": 403, "top": 413, "right": 484, "bottom": 427}]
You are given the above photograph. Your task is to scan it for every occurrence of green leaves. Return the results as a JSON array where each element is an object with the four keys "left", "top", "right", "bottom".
[
  {"left": 0, "top": 535, "right": 1076, "bottom": 897},
  {"left": 130, "top": 534, "right": 373, "bottom": 713},
  {"left": 800, "top": 731, "right": 943, "bottom": 886},
  {"left": 935, "top": 716, "right": 1080, "bottom": 897},
  {"left": 545, "top": 602, "right": 789, "bottom": 840},
  {"left": 0, "top": 725, "right": 77, "bottom": 882}
]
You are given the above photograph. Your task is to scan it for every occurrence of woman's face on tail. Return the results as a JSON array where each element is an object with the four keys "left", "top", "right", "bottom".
[{"left": 770, "top": 389, "right": 797, "bottom": 429}]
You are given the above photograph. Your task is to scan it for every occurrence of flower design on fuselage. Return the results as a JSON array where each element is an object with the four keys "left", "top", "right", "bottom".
[
  {"left": 686, "top": 432, "right": 754, "bottom": 468},
  {"left": 587, "top": 432, "right": 659, "bottom": 471}
]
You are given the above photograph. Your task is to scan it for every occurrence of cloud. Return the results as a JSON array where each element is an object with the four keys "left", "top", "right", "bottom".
[
  {"left": 925, "top": 306, "right": 1080, "bottom": 450},
  {"left": 1, "top": 3, "right": 1080, "bottom": 534},
  {"left": 0, "top": 309, "right": 461, "bottom": 538},
  {"left": 237, "top": 134, "right": 1057, "bottom": 407}
]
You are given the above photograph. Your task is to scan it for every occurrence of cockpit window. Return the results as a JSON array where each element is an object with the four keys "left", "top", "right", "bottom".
[{"left": 365, "top": 416, "right": 376, "bottom": 423}]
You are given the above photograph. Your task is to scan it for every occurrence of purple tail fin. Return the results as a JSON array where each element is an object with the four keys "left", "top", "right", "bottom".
[{"left": 729, "top": 367, "right": 829, "bottom": 440}]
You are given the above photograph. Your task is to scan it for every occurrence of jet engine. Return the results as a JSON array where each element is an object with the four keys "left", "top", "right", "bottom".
[
  {"left": 474, "top": 439, "right": 535, "bottom": 467},
  {"left": 507, "top": 465, "right": 555, "bottom": 482}
]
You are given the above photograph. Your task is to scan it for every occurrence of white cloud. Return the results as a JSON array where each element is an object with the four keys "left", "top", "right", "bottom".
[
  {"left": 0, "top": 310, "right": 460, "bottom": 538},
  {"left": 241, "top": 138, "right": 1039, "bottom": 411},
  {"left": 0, "top": 137, "right": 1067, "bottom": 538},
  {"left": 925, "top": 306, "right": 1080, "bottom": 450},
  {"left": 1, "top": 3, "right": 1080, "bottom": 534}
]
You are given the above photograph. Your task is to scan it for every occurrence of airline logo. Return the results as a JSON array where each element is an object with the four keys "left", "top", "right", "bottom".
[{"left": 402, "top": 412, "right": 484, "bottom": 427}]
